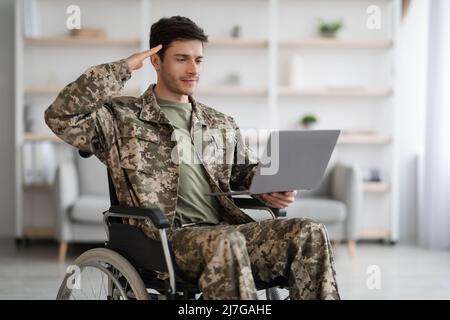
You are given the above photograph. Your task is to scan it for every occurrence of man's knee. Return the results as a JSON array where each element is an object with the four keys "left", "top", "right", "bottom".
[
  {"left": 289, "top": 218, "right": 329, "bottom": 245},
  {"left": 215, "top": 228, "right": 246, "bottom": 250},
  {"left": 207, "top": 228, "right": 251, "bottom": 274}
]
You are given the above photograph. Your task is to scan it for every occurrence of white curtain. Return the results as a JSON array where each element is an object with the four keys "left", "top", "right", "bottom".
[{"left": 418, "top": 0, "right": 450, "bottom": 249}]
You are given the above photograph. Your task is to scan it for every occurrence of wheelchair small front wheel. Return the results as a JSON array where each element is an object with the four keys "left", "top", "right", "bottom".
[{"left": 56, "top": 248, "right": 149, "bottom": 300}]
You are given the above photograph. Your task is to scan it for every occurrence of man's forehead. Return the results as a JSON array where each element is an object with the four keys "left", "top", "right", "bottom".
[{"left": 166, "top": 40, "right": 203, "bottom": 56}]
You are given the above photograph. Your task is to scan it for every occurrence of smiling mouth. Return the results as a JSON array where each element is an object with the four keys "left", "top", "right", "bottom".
[{"left": 182, "top": 79, "right": 197, "bottom": 85}]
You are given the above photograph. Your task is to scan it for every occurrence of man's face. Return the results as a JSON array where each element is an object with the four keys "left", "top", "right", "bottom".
[{"left": 157, "top": 40, "right": 203, "bottom": 96}]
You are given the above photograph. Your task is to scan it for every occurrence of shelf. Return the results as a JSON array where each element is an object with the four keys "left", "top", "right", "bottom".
[
  {"left": 206, "top": 38, "right": 392, "bottom": 49},
  {"left": 25, "top": 84, "right": 66, "bottom": 94},
  {"left": 196, "top": 85, "right": 267, "bottom": 96},
  {"left": 23, "top": 184, "right": 54, "bottom": 190},
  {"left": 338, "top": 133, "right": 391, "bottom": 145},
  {"left": 196, "top": 86, "right": 392, "bottom": 97},
  {"left": 207, "top": 37, "right": 268, "bottom": 48},
  {"left": 24, "top": 36, "right": 141, "bottom": 46},
  {"left": 25, "top": 84, "right": 141, "bottom": 96},
  {"left": 24, "top": 133, "right": 61, "bottom": 142},
  {"left": 22, "top": 227, "right": 55, "bottom": 238},
  {"left": 280, "top": 38, "right": 393, "bottom": 49},
  {"left": 363, "top": 182, "right": 390, "bottom": 193},
  {"left": 279, "top": 86, "right": 393, "bottom": 97}
]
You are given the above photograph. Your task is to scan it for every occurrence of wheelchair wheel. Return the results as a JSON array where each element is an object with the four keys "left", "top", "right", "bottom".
[{"left": 56, "top": 248, "right": 149, "bottom": 300}]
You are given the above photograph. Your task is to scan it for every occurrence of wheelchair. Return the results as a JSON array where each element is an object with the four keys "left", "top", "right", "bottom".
[{"left": 56, "top": 151, "right": 287, "bottom": 300}]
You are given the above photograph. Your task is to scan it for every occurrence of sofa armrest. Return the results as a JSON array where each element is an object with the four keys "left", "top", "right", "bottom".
[
  {"left": 331, "top": 162, "right": 362, "bottom": 240},
  {"left": 54, "top": 161, "right": 80, "bottom": 240}
]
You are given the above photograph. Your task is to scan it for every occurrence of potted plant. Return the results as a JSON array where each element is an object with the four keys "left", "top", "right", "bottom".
[
  {"left": 318, "top": 19, "right": 343, "bottom": 38},
  {"left": 300, "top": 114, "right": 317, "bottom": 129},
  {"left": 230, "top": 25, "right": 241, "bottom": 38}
]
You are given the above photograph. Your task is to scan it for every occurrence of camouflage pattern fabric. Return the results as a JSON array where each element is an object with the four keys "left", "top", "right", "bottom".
[
  {"left": 45, "top": 59, "right": 340, "bottom": 300},
  {"left": 172, "top": 218, "right": 340, "bottom": 300},
  {"left": 45, "top": 59, "right": 256, "bottom": 240}
]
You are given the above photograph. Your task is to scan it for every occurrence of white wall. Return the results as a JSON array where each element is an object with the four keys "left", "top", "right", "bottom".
[
  {"left": 395, "top": 0, "right": 430, "bottom": 241},
  {"left": 0, "top": 0, "right": 16, "bottom": 237}
]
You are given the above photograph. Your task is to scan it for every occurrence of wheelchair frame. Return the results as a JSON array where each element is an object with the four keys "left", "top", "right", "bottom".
[{"left": 57, "top": 151, "right": 287, "bottom": 300}]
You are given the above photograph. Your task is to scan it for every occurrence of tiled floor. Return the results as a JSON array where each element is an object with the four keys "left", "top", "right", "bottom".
[
  {"left": 332, "top": 241, "right": 450, "bottom": 299},
  {"left": 1, "top": 239, "right": 449, "bottom": 300}
]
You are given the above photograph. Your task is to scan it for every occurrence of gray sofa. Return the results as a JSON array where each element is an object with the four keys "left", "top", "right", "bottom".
[
  {"left": 287, "top": 162, "right": 362, "bottom": 256},
  {"left": 54, "top": 154, "right": 109, "bottom": 264},
  {"left": 55, "top": 153, "right": 361, "bottom": 264}
]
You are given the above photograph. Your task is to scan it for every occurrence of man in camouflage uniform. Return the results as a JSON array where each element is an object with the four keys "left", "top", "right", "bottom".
[{"left": 45, "top": 16, "right": 340, "bottom": 300}]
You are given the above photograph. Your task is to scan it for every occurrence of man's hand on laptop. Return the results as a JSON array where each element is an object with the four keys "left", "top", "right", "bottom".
[{"left": 259, "top": 190, "right": 297, "bottom": 208}]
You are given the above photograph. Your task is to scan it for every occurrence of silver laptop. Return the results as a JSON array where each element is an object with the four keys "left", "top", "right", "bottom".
[{"left": 206, "top": 130, "right": 340, "bottom": 196}]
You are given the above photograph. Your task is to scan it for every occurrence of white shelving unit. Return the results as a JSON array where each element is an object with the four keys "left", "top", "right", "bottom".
[
  {"left": 15, "top": 0, "right": 400, "bottom": 242},
  {"left": 275, "top": 0, "right": 400, "bottom": 242},
  {"left": 15, "top": 0, "right": 148, "bottom": 240}
]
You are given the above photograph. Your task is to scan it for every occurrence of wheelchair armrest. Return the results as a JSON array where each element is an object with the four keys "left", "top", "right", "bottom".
[
  {"left": 107, "top": 205, "right": 170, "bottom": 229},
  {"left": 233, "top": 197, "right": 287, "bottom": 218}
]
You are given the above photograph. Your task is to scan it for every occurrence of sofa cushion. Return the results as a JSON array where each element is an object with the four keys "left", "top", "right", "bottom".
[
  {"left": 69, "top": 195, "right": 110, "bottom": 224},
  {"left": 288, "top": 198, "right": 346, "bottom": 223}
]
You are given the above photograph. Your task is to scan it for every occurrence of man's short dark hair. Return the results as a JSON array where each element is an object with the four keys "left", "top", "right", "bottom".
[{"left": 150, "top": 16, "right": 208, "bottom": 60}]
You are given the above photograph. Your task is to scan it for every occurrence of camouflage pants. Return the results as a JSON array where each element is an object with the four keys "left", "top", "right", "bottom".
[{"left": 171, "top": 218, "right": 340, "bottom": 300}]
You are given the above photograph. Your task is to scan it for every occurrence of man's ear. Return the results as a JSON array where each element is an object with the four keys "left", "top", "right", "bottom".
[{"left": 150, "top": 54, "right": 161, "bottom": 71}]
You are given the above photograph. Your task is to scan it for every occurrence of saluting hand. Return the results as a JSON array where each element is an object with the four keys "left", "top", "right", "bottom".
[{"left": 126, "top": 44, "right": 163, "bottom": 71}]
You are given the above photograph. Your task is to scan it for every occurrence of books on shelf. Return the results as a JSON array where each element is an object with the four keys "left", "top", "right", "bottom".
[
  {"left": 24, "top": 103, "right": 54, "bottom": 133},
  {"left": 22, "top": 0, "right": 40, "bottom": 37},
  {"left": 22, "top": 141, "right": 57, "bottom": 186}
]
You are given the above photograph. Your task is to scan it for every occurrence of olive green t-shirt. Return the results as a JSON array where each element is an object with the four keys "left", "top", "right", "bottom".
[{"left": 157, "top": 97, "right": 222, "bottom": 226}]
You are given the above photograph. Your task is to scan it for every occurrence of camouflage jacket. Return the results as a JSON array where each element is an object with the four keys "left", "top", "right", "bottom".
[{"left": 45, "top": 59, "right": 260, "bottom": 239}]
